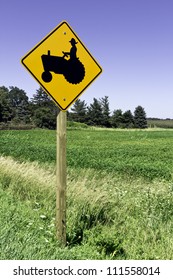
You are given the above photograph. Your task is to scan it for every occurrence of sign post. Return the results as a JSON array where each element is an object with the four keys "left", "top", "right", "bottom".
[
  {"left": 56, "top": 109, "right": 67, "bottom": 245},
  {"left": 21, "top": 21, "right": 102, "bottom": 246}
]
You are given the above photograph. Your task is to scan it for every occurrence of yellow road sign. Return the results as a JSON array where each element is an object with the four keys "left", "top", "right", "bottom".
[{"left": 21, "top": 21, "right": 102, "bottom": 111}]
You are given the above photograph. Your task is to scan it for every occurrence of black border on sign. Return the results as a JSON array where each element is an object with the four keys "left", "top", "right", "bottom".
[{"left": 21, "top": 21, "right": 102, "bottom": 111}]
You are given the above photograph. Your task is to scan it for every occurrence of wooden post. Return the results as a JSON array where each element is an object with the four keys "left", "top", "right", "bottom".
[{"left": 56, "top": 109, "right": 67, "bottom": 246}]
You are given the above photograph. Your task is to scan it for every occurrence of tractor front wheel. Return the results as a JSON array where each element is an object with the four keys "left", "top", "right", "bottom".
[{"left": 42, "top": 71, "right": 52, "bottom": 83}]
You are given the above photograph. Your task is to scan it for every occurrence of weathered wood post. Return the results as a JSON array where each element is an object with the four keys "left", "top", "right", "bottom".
[{"left": 56, "top": 109, "right": 67, "bottom": 245}]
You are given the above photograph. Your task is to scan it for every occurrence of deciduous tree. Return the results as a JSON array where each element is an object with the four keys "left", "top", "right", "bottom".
[
  {"left": 0, "top": 87, "right": 12, "bottom": 122},
  {"left": 30, "top": 87, "right": 58, "bottom": 128},
  {"left": 8, "top": 86, "right": 30, "bottom": 123}
]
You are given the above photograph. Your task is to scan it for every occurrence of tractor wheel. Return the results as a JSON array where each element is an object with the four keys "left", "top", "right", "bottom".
[
  {"left": 64, "top": 60, "right": 85, "bottom": 84},
  {"left": 42, "top": 71, "right": 52, "bottom": 83}
]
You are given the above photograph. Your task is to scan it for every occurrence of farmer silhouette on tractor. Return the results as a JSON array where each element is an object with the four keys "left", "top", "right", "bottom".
[
  {"left": 63, "top": 38, "right": 78, "bottom": 60},
  {"left": 41, "top": 38, "right": 85, "bottom": 84}
]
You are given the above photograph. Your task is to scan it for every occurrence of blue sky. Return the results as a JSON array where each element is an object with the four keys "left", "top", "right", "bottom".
[{"left": 0, "top": 0, "right": 173, "bottom": 118}]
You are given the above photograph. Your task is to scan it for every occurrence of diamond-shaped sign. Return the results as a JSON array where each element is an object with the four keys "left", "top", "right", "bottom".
[{"left": 21, "top": 21, "right": 102, "bottom": 111}]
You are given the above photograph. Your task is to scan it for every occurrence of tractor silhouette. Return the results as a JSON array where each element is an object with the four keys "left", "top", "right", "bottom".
[{"left": 41, "top": 38, "right": 85, "bottom": 84}]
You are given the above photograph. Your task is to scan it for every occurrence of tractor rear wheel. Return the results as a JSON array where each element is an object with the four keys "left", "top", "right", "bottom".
[{"left": 64, "top": 59, "right": 85, "bottom": 84}]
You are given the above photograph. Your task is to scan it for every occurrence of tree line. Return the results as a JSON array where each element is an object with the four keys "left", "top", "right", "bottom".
[{"left": 0, "top": 86, "right": 148, "bottom": 129}]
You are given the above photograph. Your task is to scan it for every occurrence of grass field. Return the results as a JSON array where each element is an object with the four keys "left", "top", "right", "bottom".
[
  {"left": 147, "top": 119, "right": 173, "bottom": 129},
  {"left": 0, "top": 128, "right": 173, "bottom": 259}
]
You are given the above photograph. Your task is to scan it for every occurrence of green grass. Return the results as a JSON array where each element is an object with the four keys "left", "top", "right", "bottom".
[
  {"left": 147, "top": 119, "right": 173, "bottom": 129},
  {"left": 0, "top": 129, "right": 172, "bottom": 181},
  {"left": 0, "top": 128, "right": 173, "bottom": 259}
]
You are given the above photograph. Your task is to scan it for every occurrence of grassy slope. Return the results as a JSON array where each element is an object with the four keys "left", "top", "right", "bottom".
[{"left": 0, "top": 129, "right": 173, "bottom": 259}]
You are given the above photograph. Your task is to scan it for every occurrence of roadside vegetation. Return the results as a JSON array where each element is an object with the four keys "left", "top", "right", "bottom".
[
  {"left": 1, "top": 84, "right": 172, "bottom": 259},
  {"left": 0, "top": 129, "right": 173, "bottom": 259}
]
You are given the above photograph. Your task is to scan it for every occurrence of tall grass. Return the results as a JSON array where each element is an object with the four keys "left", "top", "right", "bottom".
[
  {"left": 0, "top": 128, "right": 173, "bottom": 259},
  {"left": 0, "top": 155, "right": 173, "bottom": 259}
]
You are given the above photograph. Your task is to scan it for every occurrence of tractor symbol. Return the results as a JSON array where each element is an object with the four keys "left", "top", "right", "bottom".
[{"left": 41, "top": 38, "right": 85, "bottom": 84}]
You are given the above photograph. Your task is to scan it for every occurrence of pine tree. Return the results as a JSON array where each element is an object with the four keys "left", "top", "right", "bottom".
[
  {"left": 134, "top": 105, "right": 147, "bottom": 128},
  {"left": 31, "top": 87, "right": 53, "bottom": 107},
  {"left": 123, "top": 110, "right": 134, "bottom": 128},
  {"left": 100, "top": 96, "right": 111, "bottom": 127},
  {"left": 70, "top": 99, "right": 87, "bottom": 123},
  {"left": 87, "top": 98, "right": 103, "bottom": 126},
  {"left": 111, "top": 109, "right": 123, "bottom": 128}
]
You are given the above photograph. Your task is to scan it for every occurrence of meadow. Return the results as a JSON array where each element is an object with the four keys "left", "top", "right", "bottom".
[
  {"left": 147, "top": 119, "right": 173, "bottom": 129},
  {"left": 0, "top": 128, "right": 173, "bottom": 259}
]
